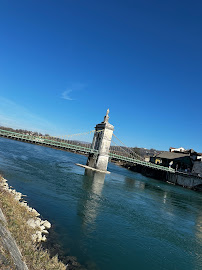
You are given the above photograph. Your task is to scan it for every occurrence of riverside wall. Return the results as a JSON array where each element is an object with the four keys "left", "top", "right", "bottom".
[
  {"left": 124, "top": 163, "right": 202, "bottom": 191},
  {"left": 166, "top": 172, "right": 202, "bottom": 190}
]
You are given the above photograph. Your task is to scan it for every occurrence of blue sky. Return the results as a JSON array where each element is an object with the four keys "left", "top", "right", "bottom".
[{"left": 0, "top": 0, "right": 201, "bottom": 151}]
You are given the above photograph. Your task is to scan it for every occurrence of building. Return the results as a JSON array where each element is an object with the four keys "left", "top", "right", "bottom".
[
  {"left": 150, "top": 146, "right": 202, "bottom": 175},
  {"left": 169, "top": 147, "right": 199, "bottom": 160},
  {"left": 169, "top": 147, "right": 186, "bottom": 153},
  {"left": 150, "top": 152, "right": 192, "bottom": 171},
  {"left": 197, "top": 154, "right": 202, "bottom": 161}
]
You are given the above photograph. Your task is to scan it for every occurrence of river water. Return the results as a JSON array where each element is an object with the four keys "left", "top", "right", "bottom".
[{"left": 0, "top": 137, "right": 202, "bottom": 270}]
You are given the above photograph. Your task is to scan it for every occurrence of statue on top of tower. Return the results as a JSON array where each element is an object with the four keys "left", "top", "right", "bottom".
[{"left": 104, "top": 109, "right": 110, "bottom": 123}]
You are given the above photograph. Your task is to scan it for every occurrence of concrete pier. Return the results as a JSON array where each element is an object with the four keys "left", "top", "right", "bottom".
[{"left": 86, "top": 109, "right": 114, "bottom": 172}]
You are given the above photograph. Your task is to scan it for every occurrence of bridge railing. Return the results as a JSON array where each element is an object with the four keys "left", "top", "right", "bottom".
[
  {"left": 0, "top": 129, "right": 98, "bottom": 155},
  {"left": 0, "top": 128, "right": 175, "bottom": 173},
  {"left": 109, "top": 153, "right": 175, "bottom": 173}
]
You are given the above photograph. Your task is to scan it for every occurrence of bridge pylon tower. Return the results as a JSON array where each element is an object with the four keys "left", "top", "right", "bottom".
[{"left": 86, "top": 109, "right": 114, "bottom": 172}]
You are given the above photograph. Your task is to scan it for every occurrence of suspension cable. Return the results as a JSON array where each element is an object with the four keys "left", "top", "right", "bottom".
[
  {"left": 111, "top": 138, "right": 139, "bottom": 159},
  {"left": 112, "top": 134, "right": 144, "bottom": 161}
]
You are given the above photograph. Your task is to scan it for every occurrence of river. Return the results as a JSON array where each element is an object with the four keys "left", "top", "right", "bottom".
[{"left": 0, "top": 137, "right": 202, "bottom": 270}]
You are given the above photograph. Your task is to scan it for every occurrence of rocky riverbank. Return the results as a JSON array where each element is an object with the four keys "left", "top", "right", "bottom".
[
  {"left": 0, "top": 175, "right": 85, "bottom": 270},
  {"left": 0, "top": 177, "right": 52, "bottom": 243}
]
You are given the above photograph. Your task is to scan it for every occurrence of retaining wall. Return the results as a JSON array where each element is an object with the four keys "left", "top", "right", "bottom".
[{"left": 125, "top": 163, "right": 202, "bottom": 191}]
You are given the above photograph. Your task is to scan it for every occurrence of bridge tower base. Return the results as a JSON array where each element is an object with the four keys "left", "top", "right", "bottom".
[{"left": 86, "top": 109, "right": 114, "bottom": 172}]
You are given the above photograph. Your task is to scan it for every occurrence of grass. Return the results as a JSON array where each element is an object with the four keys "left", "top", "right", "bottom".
[{"left": 0, "top": 176, "right": 66, "bottom": 270}]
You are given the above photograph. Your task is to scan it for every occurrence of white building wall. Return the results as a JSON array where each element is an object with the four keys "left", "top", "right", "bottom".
[{"left": 170, "top": 147, "right": 186, "bottom": 152}]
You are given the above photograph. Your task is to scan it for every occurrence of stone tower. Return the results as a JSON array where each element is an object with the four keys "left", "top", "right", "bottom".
[{"left": 86, "top": 109, "right": 114, "bottom": 172}]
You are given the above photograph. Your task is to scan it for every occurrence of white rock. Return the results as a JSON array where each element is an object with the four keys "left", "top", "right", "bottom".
[
  {"left": 42, "top": 230, "right": 49, "bottom": 234},
  {"left": 27, "top": 218, "right": 37, "bottom": 228},
  {"left": 42, "top": 220, "right": 51, "bottom": 229},
  {"left": 14, "top": 195, "right": 21, "bottom": 201},
  {"left": 31, "top": 209, "right": 40, "bottom": 216},
  {"left": 40, "top": 220, "right": 44, "bottom": 225},
  {"left": 35, "top": 219, "right": 41, "bottom": 227},
  {"left": 35, "top": 231, "right": 42, "bottom": 242},
  {"left": 32, "top": 234, "right": 38, "bottom": 242},
  {"left": 40, "top": 225, "right": 45, "bottom": 231},
  {"left": 27, "top": 207, "right": 33, "bottom": 212},
  {"left": 20, "top": 202, "right": 27, "bottom": 207},
  {"left": 3, "top": 184, "right": 9, "bottom": 189},
  {"left": 41, "top": 235, "right": 47, "bottom": 242},
  {"left": 25, "top": 206, "right": 30, "bottom": 211}
]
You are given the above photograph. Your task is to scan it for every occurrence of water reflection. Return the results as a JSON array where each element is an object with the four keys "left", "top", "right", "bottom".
[
  {"left": 163, "top": 192, "right": 167, "bottom": 204},
  {"left": 78, "top": 169, "right": 106, "bottom": 229},
  {"left": 195, "top": 213, "right": 202, "bottom": 269},
  {"left": 124, "top": 177, "right": 146, "bottom": 191}
]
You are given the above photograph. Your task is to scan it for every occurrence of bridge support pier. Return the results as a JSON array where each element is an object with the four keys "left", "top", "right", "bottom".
[{"left": 86, "top": 109, "right": 114, "bottom": 172}]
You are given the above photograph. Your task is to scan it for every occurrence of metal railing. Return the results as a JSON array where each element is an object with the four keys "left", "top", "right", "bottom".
[
  {"left": 109, "top": 153, "right": 175, "bottom": 173},
  {"left": 0, "top": 129, "right": 98, "bottom": 155},
  {"left": 0, "top": 128, "right": 175, "bottom": 173}
]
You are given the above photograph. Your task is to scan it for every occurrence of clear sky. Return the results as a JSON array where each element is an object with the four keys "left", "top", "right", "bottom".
[{"left": 0, "top": 0, "right": 201, "bottom": 151}]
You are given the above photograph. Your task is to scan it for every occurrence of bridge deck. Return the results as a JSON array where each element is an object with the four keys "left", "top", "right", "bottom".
[
  {"left": 0, "top": 129, "right": 175, "bottom": 173},
  {"left": 0, "top": 129, "right": 97, "bottom": 155},
  {"left": 109, "top": 153, "right": 175, "bottom": 173}
]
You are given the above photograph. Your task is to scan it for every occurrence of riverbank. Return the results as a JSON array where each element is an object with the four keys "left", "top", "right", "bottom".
[
  {"left": 121, "top": 163, "right": 202, "bottom": 191},
  {"left": 0, "top": 175, "right": 67, "bottom": 269}
]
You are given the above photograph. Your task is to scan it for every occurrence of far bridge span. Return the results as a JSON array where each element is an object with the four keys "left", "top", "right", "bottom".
[{"left": 0, "top": 110, "right": 175, "bottom": 174}]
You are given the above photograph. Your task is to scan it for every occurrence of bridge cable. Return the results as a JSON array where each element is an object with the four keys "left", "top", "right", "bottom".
[
  {"left": 111, "top": 138, "right": 141, "bottom": 161},
  {"left": 112, "top": 134, "right": 144, "bottom": 161}
]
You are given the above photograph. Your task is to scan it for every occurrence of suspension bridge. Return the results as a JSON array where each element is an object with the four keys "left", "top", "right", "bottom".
[{"left": 0, "top": 110, "right": 175, "bottom": 173}]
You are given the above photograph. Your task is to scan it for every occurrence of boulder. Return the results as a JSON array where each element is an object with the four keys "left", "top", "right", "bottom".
[
  {"left": 35, "top": 219, "right": 41, "bottom": 227},
  {"left": 42, "top": 230, "right": 49, "bottom": 234},
  {"left": 42, "top": 220, "right": 51, "bottom": 229},
  {"left": 31, "top": 209, "right": 40, "bottom": 216},
  {"left": 27, "top": 218, "right": 37, "bottom": 228},
  {"left": 41, "top": 235, "right": 47, "bottom": 242},
  {"left": 39, "top": 225, "right": 45, "bottom": 231},
  {"left": 35, "top": 231, "right": 42, "bottom": 242}
]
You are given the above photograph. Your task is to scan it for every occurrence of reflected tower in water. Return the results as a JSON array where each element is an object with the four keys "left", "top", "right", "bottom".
[{"left": 78, "top": 169, "right": 106, "bottom": 229}]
